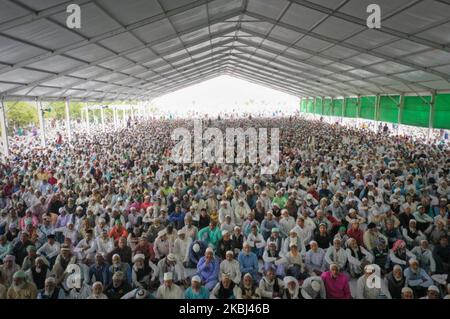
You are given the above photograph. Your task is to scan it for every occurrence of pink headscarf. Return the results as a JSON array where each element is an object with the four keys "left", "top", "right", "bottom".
[{"left": 392, "top": 240, "right": 406, "bottom": 252}]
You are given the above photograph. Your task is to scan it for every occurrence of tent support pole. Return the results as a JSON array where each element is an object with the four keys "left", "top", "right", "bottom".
[{"left": 0, "top": 97, "right": 9, "bottom": 158}]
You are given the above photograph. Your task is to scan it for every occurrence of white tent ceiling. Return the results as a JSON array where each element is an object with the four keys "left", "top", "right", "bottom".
[{"left": 0, "top": 0, "right": 449, "bottom": 102}]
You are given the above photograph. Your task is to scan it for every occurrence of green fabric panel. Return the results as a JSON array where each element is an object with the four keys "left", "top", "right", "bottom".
[
  {"left": 379, "top": 96, "right": 399, "bottom": 124},
  {"left": 315, "top": 98, "right": 323, "bottom": 114},
  {"left": 300, "top": 99, "right": 307, "bottom": 112},
  {"left": 333, "top": 99, "right": 343, "bottom": 116},
  {"left": 402, "top": 96, "right": 430, "bottom": 128},
  {"left": 434, "top": 94, "right": 450, "bottom": 129},
  {"left": 306, "top": 99, "right": 314, "bottom": 113},
  {"left": 345, "top": 98, "right": 358, "bottom": 118},
  {"left": 323, "top": 98, "right": 332, "bottom": 116},
  {"left": 360, "top": 96, "right": 376, "bottom": 120}
]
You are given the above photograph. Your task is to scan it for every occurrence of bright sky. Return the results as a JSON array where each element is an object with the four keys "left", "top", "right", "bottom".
[{"left": 152, "top": 75, "right": 300, "bottom": 117}]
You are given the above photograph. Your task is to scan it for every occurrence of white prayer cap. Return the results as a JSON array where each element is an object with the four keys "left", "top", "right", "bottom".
[
  {"left": 163, "top": 272, "right": 173, "bottom": 281},
  {"left": 205, "top": 247, "right": 214, "bottom": 254},
  {"left": 428, "top": 285, "right": 439, "bottom": 293},
  {"left": 158, "top": 229, "right": 167, "bottom": 237},
  {"left": 133, "top": 254, "right": 145, "bottom": 263},
  {"left": 401, "top": 287, "right": 413, "bottom": 294},
  {"left": 192, "top": 243, "right": 200, "bottom": 253},
  {"left": 191, "top": 275, "right": 201, "bottom": 283}
]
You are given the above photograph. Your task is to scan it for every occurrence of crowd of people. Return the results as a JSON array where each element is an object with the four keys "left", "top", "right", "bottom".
[{"left": 0, "top": 114, "right": 449, "bottom": 299}]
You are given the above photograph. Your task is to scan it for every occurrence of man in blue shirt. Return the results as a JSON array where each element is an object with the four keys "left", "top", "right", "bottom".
[
  {"left": 196, "top": 247, "right": 220, "bottom": 290},
  {"left": 168, "top": 205, "right": 185, "bottom": 230},
  {"left": 238, "top": 242, "right": 259, "bottom": 282},
  {"left": 404, "top": 258, "right": 433, "bottom": 298}
]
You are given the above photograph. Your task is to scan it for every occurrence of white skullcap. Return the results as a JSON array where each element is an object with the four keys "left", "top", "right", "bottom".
[
  {"left": 401, "top": 287, "right": 413, "bottom": 294},
  {"left": 163, "top": 272, "right": 173, "bottom": 281},
  {"left": 133, "top": 254, "right": 145, "bottom": 263},
  {"left": 428, "top": 285, "right": 439, "bottom": 293},
  {"left": 205, "top": 247, "right": 214, "bottom": 254},
  {"left": 191, "top": 275, "right": 201, "bottom": 283},
  {"left": 192, "top": 243, "right": 200, "bottom": 253}
]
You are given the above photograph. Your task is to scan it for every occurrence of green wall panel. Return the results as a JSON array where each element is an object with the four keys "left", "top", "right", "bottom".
[
  {"left": 360, "top": 96, "right": 376, "bottom": 120},
  {"left": 299, "top": 94, "right": 449, "bottom": 129},
  {"left": 345, "top": 97, "right": 358, "bottom": 118},
  {"left": 332, "top": 99, "right": 343, "bottom": 116},
  {"left": 402, "top": 96, "right": 430, "bottom": 128},
  {"left": 379, "top": 96, "right": 399, "bottom": 124},
  {"left": 306, "top": 99, "right": 314, "bottom": 113},
  {"left": 315, "top": 98, "right": 323, "bottom": 114},
  {"left": 323, "top": 98, "right": 332, "bottom": 116},
  {"left": 434, "top": 94, "right": 450, "bottom": 129}
]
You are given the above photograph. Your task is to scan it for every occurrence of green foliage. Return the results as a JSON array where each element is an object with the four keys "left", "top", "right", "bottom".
[{"left": 6, "top": 101, "right": 38, "bottom": 128}]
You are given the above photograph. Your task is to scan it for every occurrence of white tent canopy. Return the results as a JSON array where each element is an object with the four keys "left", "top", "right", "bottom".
[{"left": 0, "top": 0, "right": 449, "bottom": 102}]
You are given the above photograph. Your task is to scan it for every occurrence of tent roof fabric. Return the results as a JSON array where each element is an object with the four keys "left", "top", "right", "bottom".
[{"left": 0, "top": 0, "right": 449, "bottom": 102}]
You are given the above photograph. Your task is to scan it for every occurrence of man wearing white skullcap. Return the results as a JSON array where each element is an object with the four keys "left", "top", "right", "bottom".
[
  {"left": 420, "top": 285, "right": 441, "bottom": 299},
  {"left": 87, "top": 281, "right": 108, "bottom": 299},
  {"left": 219, "top": 250, "right": 241, "bottom": 285},
  {"left": 196, "top": 247, "right": 220, "bottom": 290},
  {"left": 184, "top": 275, "right": 210, "bottom": 299},
  {"left": 155, "top": 272, "right": 183, "bottom": 299},
  {"left": 173, "top": 229, "right": 192, "bottom": 267},
  {"left": 404, "top": 258, "right": 433, "bottom": 298},
  {"left": 37, "top": 277, "right": 64, "bottom": 299},
  {"left": 401, "top": 287, "right": 414, "bottom": 299},
  {"left": 324, "top": 237, "right": 348, "bottom": 270}
]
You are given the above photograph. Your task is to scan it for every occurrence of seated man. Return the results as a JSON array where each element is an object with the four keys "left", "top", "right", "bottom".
[
  {"left": 219, "top": 251, "right": 241, "bottom": 285},
  {"left": 404, "top": 258, "right": 433, "bottom": 298},
  {"left": 211, "top": 273, "right": 240, "bottom": 299},
  {"left": 258, "top": 266, "right": 284, "bottom": 299},
  {"left": 321, "top": 263, "right": 351, "bottom": 299},
  {"left": 155, "top": 253, "right": 185, "bottom": 285},
  {"left": 196, "top": 247, "right": 220, "bottom": 290},
  {"left": 197, "top": 222, "right": 222, "bottom": 250},
  {"left": 305, "top": 240, "right": 326, "bottom": 275},
  {"left": 104, "top": 271, "right": 132, "bottom": 299},
  {"left": 155, "top": 272, "right": 183, "bottom": 299},
  {"left": 187, "top": 240, "right": 208, "bottom": 268},
  {"left": 6, "top": 270, "right": 38, "bottom": 299},
  {"left": 238, "top": 242, "right": 259, "bottom": 282},
  {"left": 185, "top": 275, "right": 210, "bottom": 299}
]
